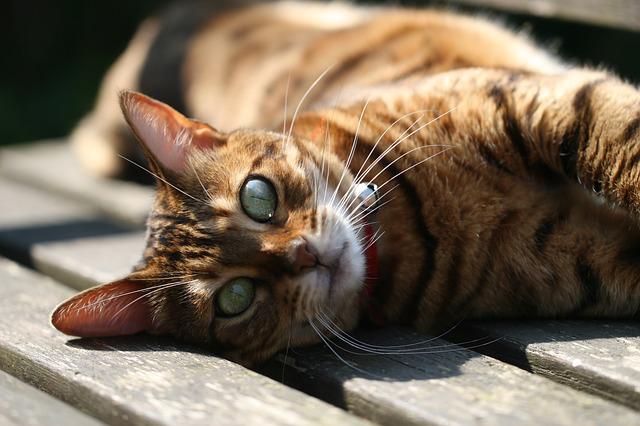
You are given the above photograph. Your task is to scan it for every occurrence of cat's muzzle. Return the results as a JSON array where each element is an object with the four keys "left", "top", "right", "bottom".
[{"left": 354, "top": 183, "right": 380, "bottom": 214}]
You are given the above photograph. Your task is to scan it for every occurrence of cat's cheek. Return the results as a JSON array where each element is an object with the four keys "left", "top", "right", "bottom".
[
  {"left": 293, "top": 270, "right": 332, "bottom": 315},
  {"left": 336, "top": 236, "right": 366, "bottom": 295},
  {"left": 291, "top": 322, "right": 324, "bottom": 347}
]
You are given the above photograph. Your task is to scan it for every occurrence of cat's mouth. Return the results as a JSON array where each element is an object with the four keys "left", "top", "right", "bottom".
[
  {"left": 308, "top": 201, "right": 367, "bottom": 309},
  {"left": 317, "top": 242, "right": 348, "bottom": 293}
]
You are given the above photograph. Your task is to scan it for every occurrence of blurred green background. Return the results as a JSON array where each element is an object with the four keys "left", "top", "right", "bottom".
[{"left": 3, "top": 0, "right": 639, "bottom": 145}]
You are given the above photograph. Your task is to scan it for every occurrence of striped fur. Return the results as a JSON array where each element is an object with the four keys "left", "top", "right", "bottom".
[{"left": 66, "top": 1, "right": 640, "bottom": 365}]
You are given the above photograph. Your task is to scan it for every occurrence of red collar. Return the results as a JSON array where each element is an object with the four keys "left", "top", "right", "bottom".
[{"left": 359, "top": 222, "right": 385, "bottom": 327}]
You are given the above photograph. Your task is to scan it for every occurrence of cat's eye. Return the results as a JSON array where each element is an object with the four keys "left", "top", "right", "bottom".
[
  {"left": 215, "top": 278, "right": 256, "bottom": 317},
  {"left": 240, "top": 177, "right": 277, "bottom": 222}
]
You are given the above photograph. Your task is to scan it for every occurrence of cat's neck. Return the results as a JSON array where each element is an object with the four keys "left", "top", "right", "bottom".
[
  {"left": 294, "top": 107, "right": 434, "bottom": 326},
  {"left": 359, "top": 219, "right": 386, "bottom": 326}
]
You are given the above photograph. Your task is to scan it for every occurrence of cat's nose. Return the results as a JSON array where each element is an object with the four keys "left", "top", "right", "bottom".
[{"left": 291, "top": 238, "right": 318, "bottom": 273}]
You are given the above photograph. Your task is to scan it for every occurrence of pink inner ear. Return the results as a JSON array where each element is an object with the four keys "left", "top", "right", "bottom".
[
  {"left": 51, "top": 279, "right": 152, "bottom": 338},
  {"left": 120, "top": 91, "right": 223, "bottom": 174}
]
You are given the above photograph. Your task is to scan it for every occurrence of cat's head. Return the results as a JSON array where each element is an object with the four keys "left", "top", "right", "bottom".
[{"left": 52, "top": 92, "right": 375, "bottom": 365}]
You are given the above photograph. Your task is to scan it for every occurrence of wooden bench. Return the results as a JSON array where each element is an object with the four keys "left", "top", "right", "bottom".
[
  {"left": 446, "top": 0, "right": 640, "bottom": 32},
  {"left": 2, "top": 139, "right": 640, "bottom": 424}
]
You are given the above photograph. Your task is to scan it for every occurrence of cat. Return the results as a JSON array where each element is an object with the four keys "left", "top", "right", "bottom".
[{"left": 52, "top": 0, "right": 640, "bottom": 366}]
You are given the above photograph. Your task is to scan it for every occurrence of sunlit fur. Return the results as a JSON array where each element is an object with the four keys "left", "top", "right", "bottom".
[
  {"left": 69, "top": 1, "right": 640, "bottom": 365},
  {"left": 135, "top": 129, "right": 367, "bottom": 364}
]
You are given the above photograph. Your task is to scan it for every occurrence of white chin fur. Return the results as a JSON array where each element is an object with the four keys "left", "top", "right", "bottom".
[{"left": 303, "top": 204, "right": 365, "bottom": 320}]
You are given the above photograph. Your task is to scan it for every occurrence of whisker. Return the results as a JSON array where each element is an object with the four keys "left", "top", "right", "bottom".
[
  {"left": 118, "top": 155, "right": 208, "bottom": 205},
  {"left": 286, "top": 65, "right": 335, "bottom": 148},
  {"left": 110, "top": 279, "right": 198, "bottom": 320},
  {"left": 312, "top": 163, "right": 322, "bottom": 211},
  {"left": 282, "top": 72, "right": 291, "bottom": 139},
  {"left": 308, "top": 317, "right": 382, "bottom": 378},
  {"left": 342, "top": 106, "right": 457, "bottom": 212},
  {"left": 339, "top": 111, "right": 425, "bottom": 209},
  {"left": 322, "top": 120, "right": 333, "bottom": 206},
  {"left": 281, "top": 311, "right": 293, "bottom": 383},
  {"left": 352, "top": 220, "right": 379, "bottom": 231},
  {"left": 360, "top": 230, "right": 385, "bottom": 254},
  {"left": 319, "top": 118, "right": 330, "bottom": 205},
  {"left": 413, "top": 336, "right": 504, "bottom": 354},
  {"left": 344, "top": 184, "right": 399, "bottom": 224},
  {"left": 315, "top": 311, "right": 499, "bottom": 354},
  {"left": 371, "top": 146, "right": 454, "bottom": 194},
  {"left": 320, "top": 310, "right": 464, "bottom": 349},
  {"left": 316, "top": 103, "right": 338, "bottom": 210},
  {"left": 190, "top": 162, "right": 213, "bottom": 203},
  {"left": 339, "top": 106, "right": 456, "bottom": 216},
  {"left": 350, "top": 110, "right": 430, "bottom": 187},
  {"left": 330, "top": 97, "right": 371, "bottom": 209},
  {"left": 345, "top": 146, "right": 454, "bottom": 223},
  {"left": 129, "top": 274, "right": 196, "bottom": 281},
  {"left": 317, "top": 86, "right": 347, "bottom": 210},
  {"left": 347, "top": 194, "right": 397, "bottom": 226},
  {"left": 77, "top": 279, "right": 196, "bottom": 311}
]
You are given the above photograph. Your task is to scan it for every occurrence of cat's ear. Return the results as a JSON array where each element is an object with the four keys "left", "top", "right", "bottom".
[
  {"left": 119, "top": 91, "right": 225, "bottom": 174},
  {"left": 51, "top": 278, "right": 153, "bottom": 338}
]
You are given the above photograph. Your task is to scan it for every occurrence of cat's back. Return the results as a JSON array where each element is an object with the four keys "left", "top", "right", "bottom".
[
  {"left": 168, "top": 1, "right": 560, "bottom": 127},
  {"left": 73, "top": 0, "right": 561, "bottom": 177}
]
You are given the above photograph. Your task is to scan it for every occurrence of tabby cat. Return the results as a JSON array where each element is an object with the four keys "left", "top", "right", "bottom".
[{"left": 52, "top": 1, "right": 640, "bottom": 365}]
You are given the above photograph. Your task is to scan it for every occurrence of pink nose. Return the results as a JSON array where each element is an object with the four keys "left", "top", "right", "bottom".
[{"left": 291, "top": 239, "right": 318, "bottom": 273}]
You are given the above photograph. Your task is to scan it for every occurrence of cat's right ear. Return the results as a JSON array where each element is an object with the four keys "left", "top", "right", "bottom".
[
  {"left": 119, "top": 91, "right": 226, "bottom": 175},
  {"left": 50, "top": 278, "right": 153, "bottom": 338}
]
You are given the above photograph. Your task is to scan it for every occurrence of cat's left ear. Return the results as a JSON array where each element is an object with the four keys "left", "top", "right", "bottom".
[
  {"left": 50, "top": 278, "right": 154, "bottom": 338},
  {"left": 119, "top": 91, "right": 226, "bottom": 174}
]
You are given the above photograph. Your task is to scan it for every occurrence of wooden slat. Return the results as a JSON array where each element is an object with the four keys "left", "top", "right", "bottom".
[
  {"left": 447, "top": 0, "right": 640, "bottom": 32},
  {"left": 0, "top": 179, "right": 98, "bottom": 229},
  {"left": 0, "top": 258, "right": 370, "bottom": 426},
  {"left": 0, "top": 140, "right": 152, "bottom": 226},
  {"left": 33, "top": 232, "right": 146, "bottom": 290},
  {"left": 26, "top": 230, "right": 640, "bottom": 425},
  {"left": 0, "top": 179, "right": 135, "bottom": 288},
  {"left": 460, "top": 320, "right": 640, "bottom": 409},
  {"left": 266, "top": 328, "right": 640, "bottom": 426},
  {"left": 5, "top": 141, "right": 640, "bottom": 424},
  {"left": 0, "top": 370, "right": 103, "bottom": 426}
]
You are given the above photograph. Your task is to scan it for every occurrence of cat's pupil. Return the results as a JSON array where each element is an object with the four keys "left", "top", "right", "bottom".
[
  {"left": 240, "top": 177, "right": 277, "bottom": 222},
  {"left": 216, "top": 278, "right": 255, "bottom": 316}
]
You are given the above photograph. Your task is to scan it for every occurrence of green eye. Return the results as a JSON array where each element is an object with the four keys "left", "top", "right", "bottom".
[
  {"left": 216, "top": 278, "right": 255, "bottom": 316},
  {"left": 240, "top": 177, "right": 277, "bottom": 222}
]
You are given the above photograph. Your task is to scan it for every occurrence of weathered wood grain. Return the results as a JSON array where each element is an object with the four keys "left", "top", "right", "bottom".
[
  {"left": 24, "top": 232, "right": 640, "bottom": 425},
  {"left": 461, "top": 320, "right": 640, "bottom": 409},
  {"left": 0, "top": 179, "right": 135, "bottom": 288},
  {"left": 0, "top": 370, "right": 103, "bottom": 426},
  {"left": 0, "top": 258, "right": 369, "bottom": 426},
  {"left": 33, "top": 232, "right": 147, "bottom": 290},
  {"left": 0, "top": 140, "right": 152, "bottom": 226},
  {"left": 0, "top": 179, "right": 97, "bottom": 230},
  {"left": 5, "top": 142, "right": 640, "bottom": 422},
  {"left": 265, "top": 328, "right": 640, "bottom": 426},
  {"left": 447, "top": 0, "right": 640, "bottom": 32}
]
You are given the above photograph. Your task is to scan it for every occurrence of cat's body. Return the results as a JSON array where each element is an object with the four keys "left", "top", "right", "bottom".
[
  {"left": 73, "top": 1, "right": 560, "bottom": 176},
  {"left": 54, "top": 1, "right": 640, "bottom": 365}
]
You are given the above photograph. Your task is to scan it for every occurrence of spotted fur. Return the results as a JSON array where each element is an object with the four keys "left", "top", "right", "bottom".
[{"left": 58, "top": 1, "right": 640, "bottom": 365}]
